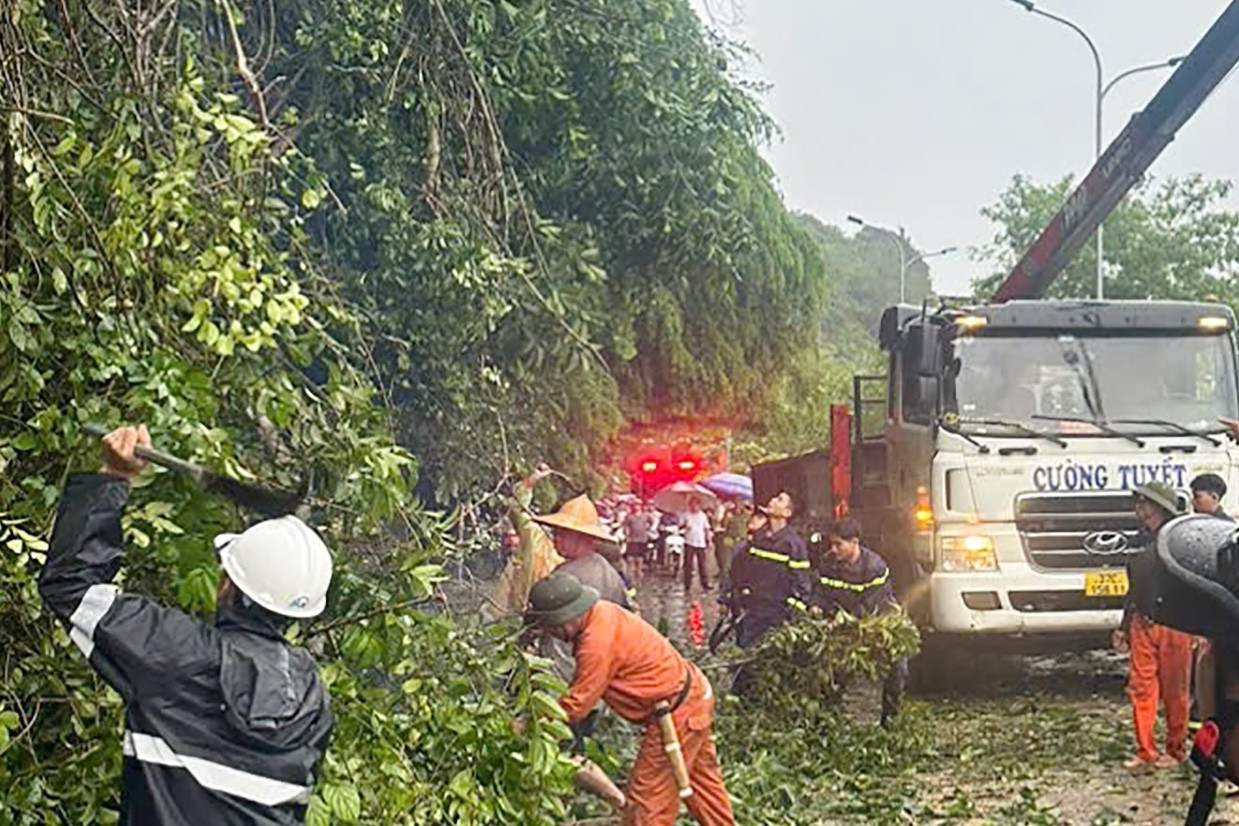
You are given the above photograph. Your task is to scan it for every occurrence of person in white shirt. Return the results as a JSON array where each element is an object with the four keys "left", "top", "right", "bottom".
[{"left": 680, "top": 498, "right": 713, "bottom": 593}]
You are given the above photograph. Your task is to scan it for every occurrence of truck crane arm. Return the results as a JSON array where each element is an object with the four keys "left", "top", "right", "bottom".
[{"left": 992, "top": 0, "right": 1239, "bottom": 303}]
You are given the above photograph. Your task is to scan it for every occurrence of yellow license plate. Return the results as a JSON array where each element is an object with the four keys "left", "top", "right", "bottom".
[{"left": 1084, "top": 571, "right": 1129, "bottom": 597}]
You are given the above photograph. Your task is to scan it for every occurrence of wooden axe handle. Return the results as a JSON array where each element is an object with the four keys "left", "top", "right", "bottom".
[
  {"left": 82, "top": 423, "right": 303, "bottom": 518},
  {"left": 83, "top": 422, "right": 206, "bottom": 481},
  {"left": 654, "top": 700, "right": 693, "bottom": 799}
]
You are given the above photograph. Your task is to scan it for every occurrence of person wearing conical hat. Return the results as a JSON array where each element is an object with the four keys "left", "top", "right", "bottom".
[
  {"left": 530, "top": 484, "right": 634, "bottom": 633},
  {"left": 1116, "top": 481, "right": 1193, "bottom": 774},
  {"left": 526, "top": 572, "right": 735, "bottom": 826}
]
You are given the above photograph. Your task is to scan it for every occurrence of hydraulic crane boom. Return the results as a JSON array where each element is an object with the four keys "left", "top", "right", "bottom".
[{"left": 992, "top": 0, "right": 1239, "bottom": 303}]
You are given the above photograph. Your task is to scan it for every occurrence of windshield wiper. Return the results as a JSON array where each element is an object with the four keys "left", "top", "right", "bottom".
[
  {"left": 1031, "top": 414, "right": 1145, "bottom": 447},
  {"left": 1060, "top": 340, "right": 1106, "bottom": 421},
  {"left": 953, "top": 417, "right": 1067, "bottom": 447},
  {"left": 939, "top": 420, "right": 992, "bottom": 454},
  {"left": 1109, "top": 418, "right": 1223, "bottom": 446}
]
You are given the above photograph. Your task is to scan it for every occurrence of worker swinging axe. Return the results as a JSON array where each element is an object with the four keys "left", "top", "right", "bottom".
[{"left": 82, "top": 422, "right": 303, "bottom": 518}]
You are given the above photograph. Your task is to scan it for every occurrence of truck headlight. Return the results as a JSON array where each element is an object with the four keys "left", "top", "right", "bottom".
[{"left": 939, "top": 535, "right": 998, "bottom": 573}]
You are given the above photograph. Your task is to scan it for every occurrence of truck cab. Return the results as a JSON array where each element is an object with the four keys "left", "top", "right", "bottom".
[{"left": 850, "top": 300, "right": 1239, "bottom": 643}]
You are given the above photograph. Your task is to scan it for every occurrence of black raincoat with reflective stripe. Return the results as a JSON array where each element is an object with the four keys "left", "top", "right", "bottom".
[
  {"left": 39, "top": 474, "right": 332, "bottom": 825},
  {"left": 728, "top": 525, "right": 813, "bottom": 618},
  {"left": 815, "top": 546, "right": 898, "bottom": 617}
]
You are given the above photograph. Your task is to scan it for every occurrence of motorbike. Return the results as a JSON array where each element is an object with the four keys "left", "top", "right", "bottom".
[{"left": 662, "top": 524, "right": 685, "bottom": 575}]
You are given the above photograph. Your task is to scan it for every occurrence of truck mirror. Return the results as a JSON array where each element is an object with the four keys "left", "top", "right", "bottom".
[{"left": 918, "top": 322, "right": 942, "bottom": 377}]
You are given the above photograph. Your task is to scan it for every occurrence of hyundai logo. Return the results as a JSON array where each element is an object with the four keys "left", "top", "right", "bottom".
[{"left": 1082, "top": 531, "right": 1129, "bottom": 555}]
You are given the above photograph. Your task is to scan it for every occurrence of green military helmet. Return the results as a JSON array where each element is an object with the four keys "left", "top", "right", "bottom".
[
  {"left": 1134, "top": 481, "right": 1184, "bottom": 516},
  {"left": 525, "top": 572, "right": 599, "bottom": 627}
]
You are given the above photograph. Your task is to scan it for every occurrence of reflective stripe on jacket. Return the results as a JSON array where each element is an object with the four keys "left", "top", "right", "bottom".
[
  {"left": 39, "top": 474, "right": 332, "bottom": 825},
  {"left": 727, "top": 525, "right": 812, "bottom": 617},
  {"left": 815, "top": 546, "right": 898, "bottom": 618}
]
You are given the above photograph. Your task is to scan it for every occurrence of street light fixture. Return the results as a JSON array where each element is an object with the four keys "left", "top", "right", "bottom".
[
  {"left": 848, "top": 215, "right": 957, "bottom": 304},
  {"left": 1008, "top": 0, "right": 1183, "bottom": 301},
  {"left": 1101, "top": 56, "right": 1185, "bottom": 102},
  {"left": 910, "top": 247, "right": 959, "bottom": 269}
]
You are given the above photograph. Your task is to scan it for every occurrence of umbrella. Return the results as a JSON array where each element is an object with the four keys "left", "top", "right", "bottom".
[
  {"left": 652, "top": 481, "right": 719, "bottom": 513},
  {"left": 699, "top": 472, "right": 753, "bottom": 501}
]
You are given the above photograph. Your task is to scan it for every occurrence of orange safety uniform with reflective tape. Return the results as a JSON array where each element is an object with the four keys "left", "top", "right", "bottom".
[
  {"left": 1128, "top": 613, "right": 1192, "bottom": 763},
  {"left": 561, "top": 601, "right": 734, "bottom": 826}
]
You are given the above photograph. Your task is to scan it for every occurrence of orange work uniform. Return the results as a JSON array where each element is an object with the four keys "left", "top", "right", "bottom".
[
  {"left": 1128, "top": 613, "right": 1193, "bottom": 762},
  {"left": 560, "top": 601, "right": 734, "bottom": 826}
]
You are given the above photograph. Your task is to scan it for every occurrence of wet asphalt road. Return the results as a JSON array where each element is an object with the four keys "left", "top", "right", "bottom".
[{"left": 627, "top": 556, "right": 725, "bottom": 650}]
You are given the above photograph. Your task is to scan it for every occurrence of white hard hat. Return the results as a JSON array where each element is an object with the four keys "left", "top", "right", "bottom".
[{"left": 214, "top": 516, "right": 333, "bottom": 618}]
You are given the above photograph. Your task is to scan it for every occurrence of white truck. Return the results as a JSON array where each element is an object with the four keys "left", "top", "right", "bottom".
[
  {"left": 849, "top": 300, "right": 1238, "bottom": 652},
  {"left": 839, "top": 4, "right": 1239, "bottom": 665}
]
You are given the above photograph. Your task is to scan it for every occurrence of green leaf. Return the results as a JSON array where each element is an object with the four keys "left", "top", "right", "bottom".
[{"left": 448, "top": 769, "right": 473, "bottom": 799}]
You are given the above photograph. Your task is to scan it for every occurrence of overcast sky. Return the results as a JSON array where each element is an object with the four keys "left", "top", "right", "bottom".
[{"left": 689, "top": 0, "right": 1239, "bottom": 296}]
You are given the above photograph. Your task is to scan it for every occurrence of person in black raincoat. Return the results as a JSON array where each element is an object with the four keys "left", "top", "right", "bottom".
[
  {"left": 39, "top": 424, "right": 334, "bottom": 825},
  {"left": 815, "top": 517, "right": 906, "bottom": 727}
]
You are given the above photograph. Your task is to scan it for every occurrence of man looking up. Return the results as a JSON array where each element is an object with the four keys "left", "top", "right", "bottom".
[
  {"left": 39, "top": 425, "right": 334, "bottom": 825},
  {"left": 726, "top": 491, "right": 811, "bottom": 648}
]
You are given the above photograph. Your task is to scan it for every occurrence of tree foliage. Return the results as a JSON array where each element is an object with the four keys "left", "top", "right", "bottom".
[
  {"left": 249, "top": 0, "right": 827, "bottom": 497},
  {"left": 975, "top": 173, "right": 1239, "bottom": 302},
  {"left": 732, "top": 214, "right": 904, "bottom": 463},
  {"left": 737, "top": 612, "right": 921, "bottom": 717}
]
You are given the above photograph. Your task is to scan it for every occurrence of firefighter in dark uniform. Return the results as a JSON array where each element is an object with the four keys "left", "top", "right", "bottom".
[
  {"left": 39, "top": 425, "right": 334, "bottom": 825},
  {"left": 726, "top": 491, "right": 813, "bottom": 648},
  {"left": 816, "top": 517, "right": 907, "bottom": 727}
]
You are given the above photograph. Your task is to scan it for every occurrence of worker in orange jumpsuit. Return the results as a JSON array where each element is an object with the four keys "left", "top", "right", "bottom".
[
  {"left": 526, "top": 572, "right": 734, "bottom": 826},
  {"left": 1114, "top": 481, "right": 1193, "bottom": 773}
]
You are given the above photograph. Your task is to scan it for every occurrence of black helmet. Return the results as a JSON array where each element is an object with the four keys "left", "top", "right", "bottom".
[
  {"left": 524, "top": 572, "right": 599, "bottom": 627},
  {"left": 1139, "top": 514, "right": 1239, "bottom": 649}
]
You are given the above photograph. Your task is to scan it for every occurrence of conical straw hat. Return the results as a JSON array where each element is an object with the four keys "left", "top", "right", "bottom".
[{"left": 532, "top": 494, "right": 614, "bottom": 542}]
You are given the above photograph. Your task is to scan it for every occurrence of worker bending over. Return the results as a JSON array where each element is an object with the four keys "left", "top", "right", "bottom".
[
  {"left": 816, "top": 517, "right": 907, "bottom": 726},
  {"left": 526, "top": 572, "right": 735, "bottom": 826},
  {"left": 39, "top": 425, "right": 333, "bottom": 824}
]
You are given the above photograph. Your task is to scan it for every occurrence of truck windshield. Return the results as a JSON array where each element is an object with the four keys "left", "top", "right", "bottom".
[{"left": 949, "top": 333, "right": 1238, "bottom": 433}]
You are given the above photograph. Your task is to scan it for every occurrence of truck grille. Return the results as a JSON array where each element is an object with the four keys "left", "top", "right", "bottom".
[{"left": 1015, "top": 492, "right": 1142, "bottom": 571}]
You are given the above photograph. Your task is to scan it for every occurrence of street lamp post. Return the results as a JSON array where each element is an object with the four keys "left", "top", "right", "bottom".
[
  {"left": 848, "top": 215, "right": 957, "bottom": 303},
  {"left": 1009, "top": 0, "right": 1183, "bottom": 301}
]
